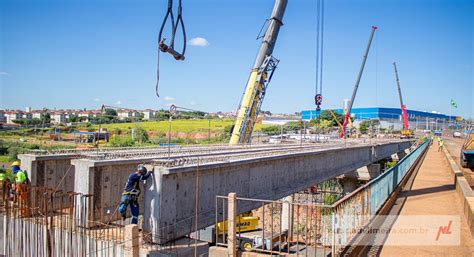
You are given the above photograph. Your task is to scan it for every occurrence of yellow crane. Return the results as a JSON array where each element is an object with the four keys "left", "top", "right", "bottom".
[
  {"left": 328, "top": 110, "right": 344, "bottom": 130},
  {"left": 229, "top": 0, "right": 288, "bottom": 145}
]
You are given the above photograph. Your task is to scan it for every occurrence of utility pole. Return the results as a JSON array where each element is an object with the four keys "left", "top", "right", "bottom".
[{"left": 208, "top": 119, "right": 211, "bottom": 142}]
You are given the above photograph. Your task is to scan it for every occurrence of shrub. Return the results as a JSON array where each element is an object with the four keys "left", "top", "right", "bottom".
[
  {"left": 261, "top": 125, "right": 281, "bottom": 136},
  {"left": 108, "top": 136, "right": 135, "bottom": 147},
  {"left": 133, "top": 127, "right": 149, "bottom": 143}
]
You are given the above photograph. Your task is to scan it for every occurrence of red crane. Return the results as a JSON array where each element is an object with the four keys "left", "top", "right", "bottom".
[{"left": 393, "top": 62, "right": 411, "bottom": 137}]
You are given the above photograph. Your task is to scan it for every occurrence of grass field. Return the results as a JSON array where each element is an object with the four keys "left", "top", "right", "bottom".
[
  {"left": 92, "top": 119, "right": 269, "bottom": 133},
  {"left": 0, "top": 120, "right": 273, "bottom": 148},
  {"left": 0, "top": 155, "right": 10, "bottom": 163}
]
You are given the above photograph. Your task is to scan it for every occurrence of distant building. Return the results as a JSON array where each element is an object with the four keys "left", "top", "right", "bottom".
[
  {"left": 24, "top": 112, "right": 33, "bottom": 120},
  {"left": 78, "top": 110, "right": 100, "bottom": 121},
  {"left": 301, "top": 107, "right": 460, "bottom": 131},
  {"left": 51, "top": 111, "right": 67, "bottom": 124},
  {"left": 0, "top": 110, "right": 6, "bottom": 123},
  {"left": 142, "top": 109, "right": 156, "bottom": 120},
  {"left": 31, "top": 110, "right": 43, "bottom": 119},
  {"left": 4, "top": 110, "right": 24, "bottom": 124},
  {"left": 117, "top": 109, "right": 140, "bottom": 120}
]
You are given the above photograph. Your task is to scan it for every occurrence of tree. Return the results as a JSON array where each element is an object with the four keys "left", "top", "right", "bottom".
[
  {"left": 261, "top": 125, "right": 281, "bottom": 135},
  {"left": 155, "top": 110, "right": 171, "bottom": 121},
  {"left": 359, "top": 119, "right": 380, "bottom": 134},
  {"left": 283, "top": 121, "right": 303, "bottom": 133},
  {"left": 133, "top": 127, "right": 149, "bottom": 143},
  {"left": 69, "top": 115, "right": 79, "bottom": 122},
  {"left": 102, "top": 108, "right": 118, "bottom": 122},
  {"left": 31, "top": 118, "right": 42, "bottom": 125},
  {"left": 40, "top": 112, "right": 51, "bottom": 125},
  {"left": 319, "top": 110, "right": 344, "bottom": 127},
  {"left": 12, "top": 119, "right": 30, "bottom": 125},
  {"left": 78, "top": 116, "right": 88, "bottom": 122},
  {"left": 136, "top": 112, "right": 145, "bottom": 121}
]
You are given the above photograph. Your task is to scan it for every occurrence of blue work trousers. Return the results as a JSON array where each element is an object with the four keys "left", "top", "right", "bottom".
[{"left": 119, "top": 194, "right": 139, "bottom": 224}]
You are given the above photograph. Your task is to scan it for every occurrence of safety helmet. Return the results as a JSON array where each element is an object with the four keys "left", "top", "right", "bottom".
[
  {"left": 11, "top": 161, "right": 20, "bottom": 167},
  {"left": 137, "top": 164, "right": 147, "bottom": 175}
]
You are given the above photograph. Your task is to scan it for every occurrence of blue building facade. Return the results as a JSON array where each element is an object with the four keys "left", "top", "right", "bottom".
[
  {"left": 301, "top": 107, "right": 456, "bottom": 121},
  {"left": 301, "top": 107, "right": 458, "bottom": 130}
]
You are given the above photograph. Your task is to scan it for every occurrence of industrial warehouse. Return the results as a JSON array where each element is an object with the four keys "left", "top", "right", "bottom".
[{"left": 302, "top": 107, "right": 462, "bottom": 131}]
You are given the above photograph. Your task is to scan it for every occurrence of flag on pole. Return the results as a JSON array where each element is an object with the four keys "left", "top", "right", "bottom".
[{"left": 451, "top": 99, "right": 458, "bottom": 108}]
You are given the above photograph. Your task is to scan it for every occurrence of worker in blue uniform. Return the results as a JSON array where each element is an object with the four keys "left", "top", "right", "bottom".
[{"left": 119, "top": 164, "right": 153, "bottom": 224}]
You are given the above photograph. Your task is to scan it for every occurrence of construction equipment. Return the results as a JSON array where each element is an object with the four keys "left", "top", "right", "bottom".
[
  {"left": 392, "top": 62, "right": 413, "bottom": 138},
  {"left": 314, "top": 0, "right": 325, "bottom": 111},
  {"left": 328, "top": 109, "right": 343, "bottom": 131},
  {"left": 461, "top": 128, "right": 474, "bottom": 168},
  {"left": 155, "top": 0, "right": 187, "bottom": 97},
  {"left": 216, "top": 212, "right": 259, "bottom": 234},
  {"left": 205, "top": 212, "right": 288, "bottom": 252},
  {"left": 340, "top": 26, "right": 378, "bottom": 138},
  {"left": 229, "top": 0, "right": 288, "bottom": 145}
]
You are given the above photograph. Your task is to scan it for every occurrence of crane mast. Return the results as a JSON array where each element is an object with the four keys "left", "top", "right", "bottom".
[
  {"left": 340, "top": 26, "right": 378, "bottom": 138},
  {"left": 393, "top": 62, "right": 410, "bottom": 133},
  {"left": 229, "top": 0, "right": 288, "bottom": 145}
]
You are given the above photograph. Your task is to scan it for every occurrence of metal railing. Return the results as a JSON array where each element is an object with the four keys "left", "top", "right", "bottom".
[
  {"left": 215, "top": 139, "right": 428, "bottom": 256},
  {"left": 0, "top": 183, "right": 126, "bottom": 257},
  {"left": 330, "top": 139, "right": 429, "bottom": 253}
]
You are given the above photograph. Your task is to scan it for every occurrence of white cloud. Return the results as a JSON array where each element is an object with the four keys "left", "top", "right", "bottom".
[
  {"left": 0, "top": 71, "right": 11, "bottom": 76},
  {"left": 164, "top": 96, "right": 175, "bottom": 101},
  {"left": 188, "top": 37, "right": 209, "bottom": 47},
  {"left": 115, "top": 100, "right": 122, "bottom": 105},
  {"left": 93, "top": 98, "right": 101, "bottom": 102}
]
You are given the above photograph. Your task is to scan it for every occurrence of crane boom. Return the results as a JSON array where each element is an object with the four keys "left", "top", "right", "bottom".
[
  {"left": 339, "top": 26, "right": 378, "bottom": 138},
  {"left": 393, "top": 62, "right": 410, "bottom": 132},
  {"left": 229, "top": 0, "right": 288, "bottom": 145}
]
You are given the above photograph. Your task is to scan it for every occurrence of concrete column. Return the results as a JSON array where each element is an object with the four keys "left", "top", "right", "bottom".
[
  {"left": 340, "top": 172, "right": 359, "bottom": 193},
  {"left": 124, "top": 224, "right": 139, "bottom": 257},
  {"left": 397, "top": 151, "right": 407, "bottom": 160},
  {"left": 18, "top": 154, "right": 38, "bottom": 185},
  {"left": 72, "top": 159, "right": 94, "bottom": 227},
  {"left": 281, "top": 195, "right": 294, "bottom": 239},
  {"left": 227, "top": 193, "right": 237, "bottom": 257},
  {"left": 19, "top": 154, "right": 77, "bottom": 191},
  {"left": 366, "top": 164, "right": 381, "bottom": 178},
  {"left": 342, "top": 178, "right": 358, "bottom": 193},
  {"left": 355, "top": 163, "right": 381, "bottom": 181}
]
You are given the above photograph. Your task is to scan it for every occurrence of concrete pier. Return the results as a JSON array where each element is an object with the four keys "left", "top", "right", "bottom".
[{"left": 19, "top": 153, "right": 77, "bottom": 191}]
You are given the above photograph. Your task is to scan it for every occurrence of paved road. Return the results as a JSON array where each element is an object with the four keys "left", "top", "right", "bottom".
[
  {"left": 443, "top": 136, "right": 474, "bottom": 188},
  {"left": 377, "top": 144, "right": 474, "bottom": 256}
]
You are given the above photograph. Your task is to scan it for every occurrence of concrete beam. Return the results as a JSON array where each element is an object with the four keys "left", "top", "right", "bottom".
[{"left": 144, "top": 141, "right": 413, "bottom": 243}]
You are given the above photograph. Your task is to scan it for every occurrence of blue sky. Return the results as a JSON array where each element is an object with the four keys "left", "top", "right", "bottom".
[{"left": 0, "top": 0, "right": 473, "bottom": 118}]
